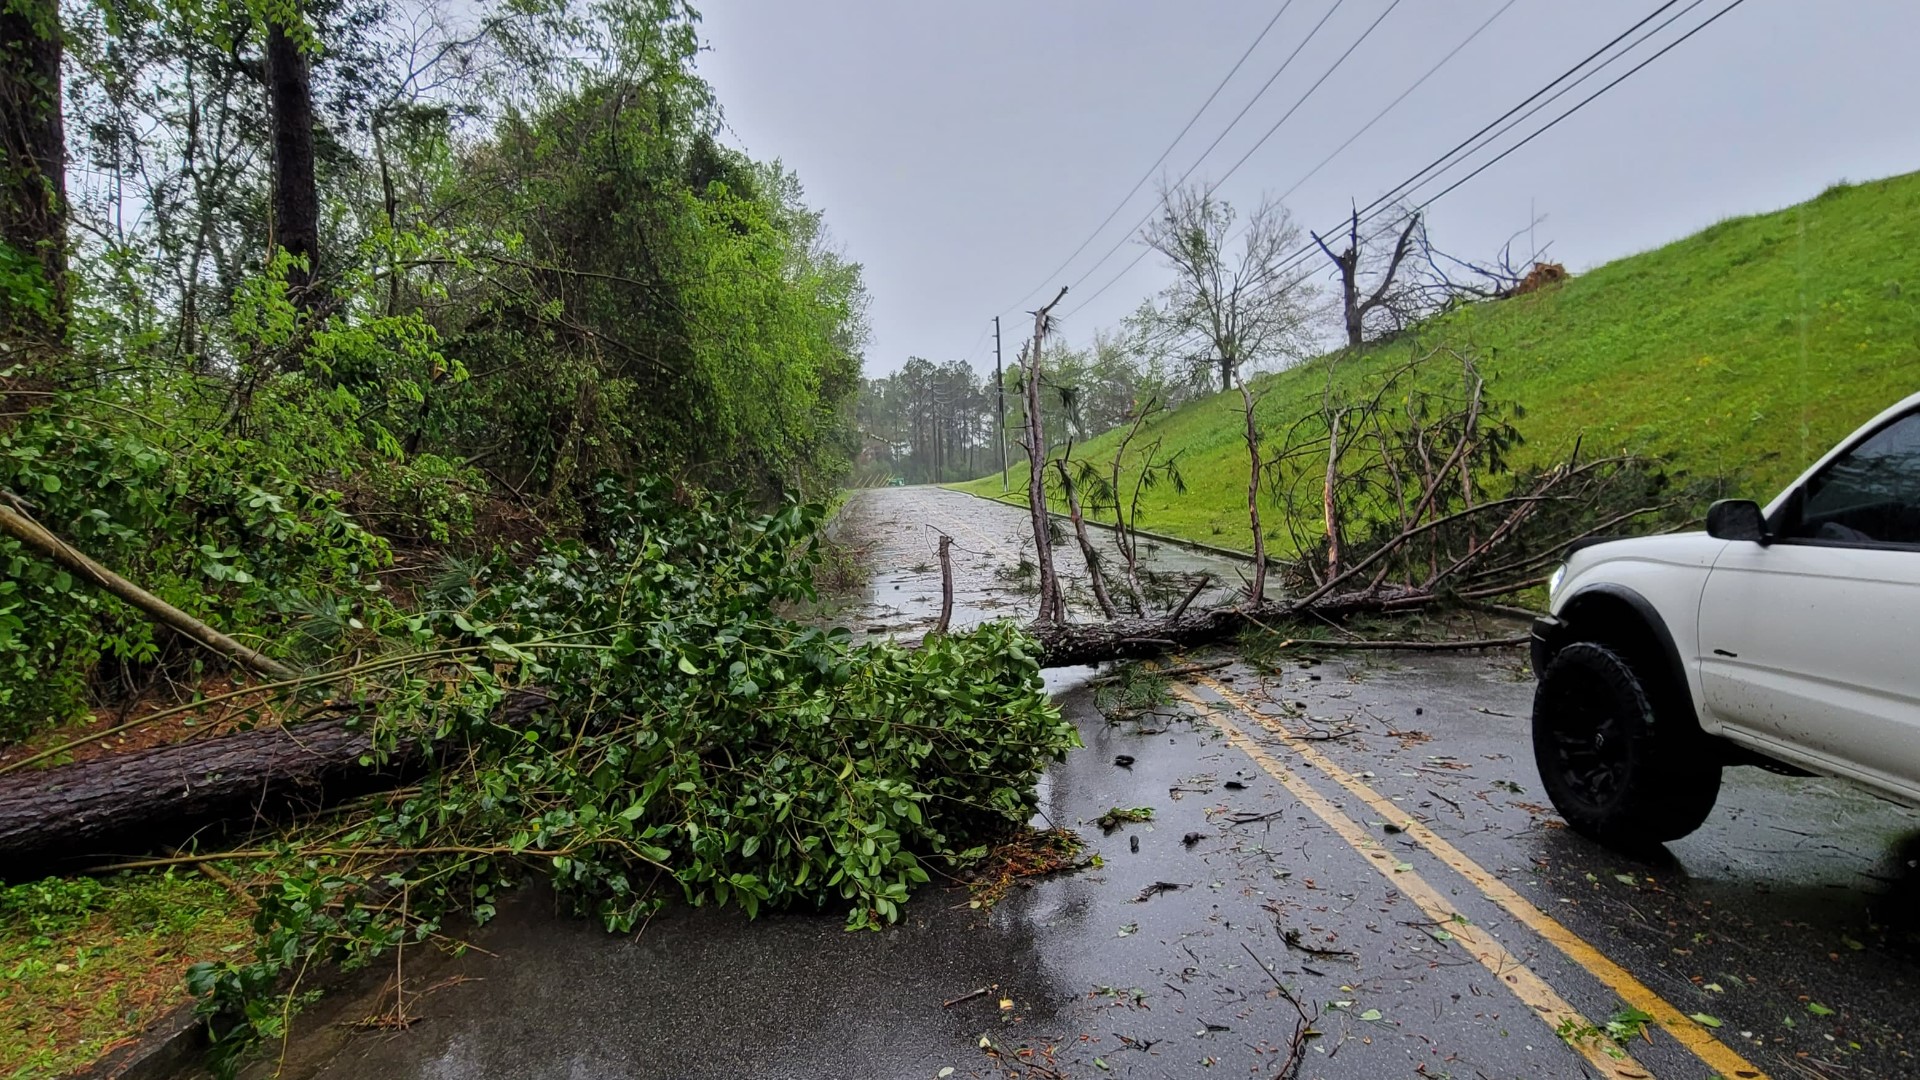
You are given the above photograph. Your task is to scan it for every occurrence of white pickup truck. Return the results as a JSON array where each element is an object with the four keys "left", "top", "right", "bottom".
[{"left": 1530, "top": 391, "right": 1920, "bottom": 847}]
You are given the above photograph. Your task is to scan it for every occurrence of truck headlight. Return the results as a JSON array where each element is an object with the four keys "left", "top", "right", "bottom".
[{"left": 1547, "top": 563, "right": 1566, "bottom": 600}]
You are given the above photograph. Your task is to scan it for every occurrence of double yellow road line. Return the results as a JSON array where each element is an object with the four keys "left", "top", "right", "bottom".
[{"left": 1173, "top": 675, "right": 1769, "bottom": 1080}]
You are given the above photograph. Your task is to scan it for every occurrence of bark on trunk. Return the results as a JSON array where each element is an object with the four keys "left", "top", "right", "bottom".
[
  {"left": 1028, "top": 607, "right": 1251, "bottom": 669},
  {"left": 265, "top": 12, "right": 319, "bottom": 305},
  {"left": 1025, "top": 585, "right": 1427, "bottom": 669},
  {"left": 0, "top": 690, "right": 549, "bottom": 870},
  {"left": 0, "top": 0, "right": 68, "bottom": 347},
  {"left": 1023, "top": 289, "right": 1067, "bottom": 625},
  {"left": 1322, "top": 408, "right": 1343, "bottom": 582},
  {"left": 935, "top": 533, "right": 954, "bottom": 634}
]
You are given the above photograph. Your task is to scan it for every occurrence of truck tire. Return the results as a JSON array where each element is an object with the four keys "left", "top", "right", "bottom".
[{"left": 1532, "top": 641, "right": 1721, "bottom": 846}]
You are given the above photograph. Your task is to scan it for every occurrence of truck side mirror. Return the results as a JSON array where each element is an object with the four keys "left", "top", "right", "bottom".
[{"left": 1706, "top": 499, "right": 1771, "bottom": 544}]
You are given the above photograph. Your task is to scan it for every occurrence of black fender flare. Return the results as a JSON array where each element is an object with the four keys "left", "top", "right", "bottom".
[{"left": 1533, "top": 584, "right": 1692, "bottom": 712}]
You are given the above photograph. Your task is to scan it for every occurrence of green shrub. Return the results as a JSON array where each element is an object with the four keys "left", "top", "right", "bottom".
[
  {"left": 0, "top": 404, "right": 389, "bottom": 739},
  {"left": 187, "top": 482, "right": 1074, "bottom": 1073}
]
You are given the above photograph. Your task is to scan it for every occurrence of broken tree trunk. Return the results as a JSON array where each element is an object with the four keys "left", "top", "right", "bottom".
[
  {"left": 935, "top": 533, "right": 954, "bottom": 634},
  {"left": 0, "top": 689, "right": 549, "bottom": 870},
  {"left": 1021, "top": 288, "right": 1068, "bottom": 625},
  {"left": 1024, "top": 585, "right": 1430, "bottom": 669},
  {"left": 0, "top": 496, "right": 296, "bottom": 679},
  {"left": 1238, "top": 377, "right": 1267, "bottom": 605},
  {"left": 1027, "top": 607, "right": 1251, "bottom": 669}
]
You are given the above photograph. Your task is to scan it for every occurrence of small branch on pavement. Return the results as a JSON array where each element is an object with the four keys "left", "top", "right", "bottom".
[
  {"left": 1171, "top": 573, "right": 1212, "bottom": 620},
  {"left": 1241, "top": 942, "right": 1317, "bottom": 1080}
]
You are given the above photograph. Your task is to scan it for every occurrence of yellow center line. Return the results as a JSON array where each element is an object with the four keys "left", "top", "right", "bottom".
[
  {"left": 1186, "top": 674, "right": 1771, "bottom": 1080},
  {"left": 1170, "top": 683, "right": 1655, "bottom": 1079}
]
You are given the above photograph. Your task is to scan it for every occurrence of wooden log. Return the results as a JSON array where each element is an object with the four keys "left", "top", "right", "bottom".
[
  {"left": 0, "top": 690, "right": 548, "bottom": 872},
  {"left": 1025, "top": 585, "right": 1431, "bottom": 669},
  {"left": 935, "top": 533, "right": 954, "bottom": 634},
  {"left": 0, "top": 584, "right": 1431, "bottom": 867}
]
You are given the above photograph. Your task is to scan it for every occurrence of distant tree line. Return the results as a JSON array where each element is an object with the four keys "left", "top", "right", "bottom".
[{"left": 855, "top": 333, "right": 1196, "bottom": 485}]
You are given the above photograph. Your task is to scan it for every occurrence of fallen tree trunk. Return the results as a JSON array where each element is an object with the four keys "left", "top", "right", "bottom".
[
  {"left": 0, "top": 690, "right": 548, "bottom": 871},
  {"left": 1026, "top": 585, "right": 1433, "bottom": 668},
  {"left": 0, "top": 585, "right": 1448, "bottom": 866},
  {"left": 1028, "top": 607, "right": 1250, "bottom": 669}
]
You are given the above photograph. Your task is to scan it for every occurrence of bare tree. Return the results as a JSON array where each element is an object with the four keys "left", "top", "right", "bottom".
[
  {"left": 1312, "top": 206, "right": 1422, "bottom": 351},
  {"left": 1311, "top": 207, "right": 1562, "bottom": 348},
  {"left": 1140, "top": 186, "right": 1311, "bottom": 602},
  {"left": 1141, "top": 186, "right": 1317, "bottom": 393},
  {"left": 1020, "top": 287, "right": 1069, "bottom": 625}
]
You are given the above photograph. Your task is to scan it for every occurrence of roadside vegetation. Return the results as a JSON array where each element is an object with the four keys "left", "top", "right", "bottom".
[
  {"left": 0, "top": 1, "right": 1071, "bottom": 1075},
  {"left": 953, "top": 171, "right": 1920, "bottom": 555},
  {"left": 1, "top": 875, "right": 246, "bottom": 1078}
]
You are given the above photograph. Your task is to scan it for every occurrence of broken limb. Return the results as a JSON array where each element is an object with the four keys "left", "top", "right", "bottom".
[{"left": 0, "top": 495, "right": 296, "bottom": 679}]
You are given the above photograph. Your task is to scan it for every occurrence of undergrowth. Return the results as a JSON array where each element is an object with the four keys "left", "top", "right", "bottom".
[{"left": 0, "top": 873, "right": 245, "bottom": 1079}]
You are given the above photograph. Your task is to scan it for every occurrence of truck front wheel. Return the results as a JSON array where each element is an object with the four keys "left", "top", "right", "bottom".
[{"left": 1532, "top": 642, "right": 1721, "bottom": 847}]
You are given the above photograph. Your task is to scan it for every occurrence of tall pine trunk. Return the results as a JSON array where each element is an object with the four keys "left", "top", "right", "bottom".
[
  {"left": 265, "top": 11, "right": 319, "bottom": 308},
  {"left": 0, "top": 0, "right": 68, "bottom": 355}
]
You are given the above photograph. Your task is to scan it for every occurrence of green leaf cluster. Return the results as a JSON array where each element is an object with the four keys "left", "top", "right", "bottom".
[
  {"left": 186, "top": 482, "right": 1076, "bottom": 1073},
  {"left": 0, "top": 397, "right": 389, "bottom": 735}
]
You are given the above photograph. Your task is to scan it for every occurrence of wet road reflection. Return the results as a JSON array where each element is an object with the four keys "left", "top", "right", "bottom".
[{"left": 248, "top": 488, "right": 1920, "bottom": 1080}]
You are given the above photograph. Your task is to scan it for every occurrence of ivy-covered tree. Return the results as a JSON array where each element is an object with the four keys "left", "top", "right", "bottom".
[{"left": 0, "top": 0, "right": 66, "bottom": 351}]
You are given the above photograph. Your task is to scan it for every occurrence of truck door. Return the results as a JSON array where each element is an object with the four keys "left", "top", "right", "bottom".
[{"left": 1696, "top": 409, "right": 1920, "bottom": 790}]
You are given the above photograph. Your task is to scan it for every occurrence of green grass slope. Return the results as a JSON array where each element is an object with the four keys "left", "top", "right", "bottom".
[{"left": 957, "top": 171, "right": 1920, "bottom": 554}]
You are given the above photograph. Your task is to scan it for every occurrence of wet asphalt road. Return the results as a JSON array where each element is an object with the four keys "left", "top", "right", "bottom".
[{"left": 244, "top": 487, "right": 1920, "bottom": 1080}]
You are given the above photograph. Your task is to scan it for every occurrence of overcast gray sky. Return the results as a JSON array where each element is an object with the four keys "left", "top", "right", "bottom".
[{"left": 693, "top": 1, "right": 1919, "bottom": 376}]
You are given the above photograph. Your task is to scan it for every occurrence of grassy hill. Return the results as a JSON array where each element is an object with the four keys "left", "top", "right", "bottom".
[{"left": 956, "top": 170, "right": 1920, "bottom": 555}]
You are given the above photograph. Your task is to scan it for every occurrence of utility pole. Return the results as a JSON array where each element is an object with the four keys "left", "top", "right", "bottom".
[{"left": 994, "top": 315, "right": 1008, "bottom": 491}]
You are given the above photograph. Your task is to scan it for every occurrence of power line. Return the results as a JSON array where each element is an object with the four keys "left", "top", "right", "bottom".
[
  {"left": 1299, "top": 0, "right": 1687, "bottom": 249},
  {"left": 999, "top": 0, "right": 1300, "bottom": 315},
  {"left": 1056, "top": 0, "right": 1355, "bottom": 302},
  {"left": 1190, "top": 0, "right": 1697, "bottom": 300},
  {"left": 1076, "top": 0, "right": 1747, "bottom": 330},
  {"left": 1385, "top": 0, "right": 1711, "bottom": 214},
  {"left": 1275, "top": 0, "right": 1519, "bottom": 204},
  {"left": 1405, "top": 0, "right": 1752, "bottom": 220},
  {"left": 1266, "top": 0, "right": 1750, "bottom": 290},
  {"left": 1065, "top": 0, "right": 1479, "bottom": 323},
  {"left": 1203, "top": 0, "right": 1408, "bottom": 199}
]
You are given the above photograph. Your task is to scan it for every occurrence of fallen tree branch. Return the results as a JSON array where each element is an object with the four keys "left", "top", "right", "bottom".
[
  {"left": 0, "top": 494, "right": 296, "bottom": 679},
  {"left": 1086, "top": 659, "right": 1233, "bottom": 686},
  {"left": 1171, "top": 573, "right": 1211, "bottom": 621},
  {"left": 1264, "top": 635, "right": 1529, "bottom": 652}
]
